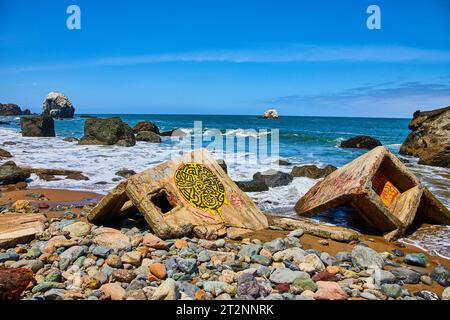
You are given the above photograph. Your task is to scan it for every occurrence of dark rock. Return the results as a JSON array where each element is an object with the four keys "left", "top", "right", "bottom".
[
  {"left": 20, "top": 115, "right": 55, "bottom": 137},
  {"left": 135, "top": 131, "right": 161, "bottom": 143},
  {"left": 216, "top": 159, "right": 227, "bottom": 173},
  {"left": 177, "top": 258, "right": 197, "bottom": 274},
  {"left": 340, "top": 135, "right": 382, "bottom": 150},
  {"left": 390, "top": 267, "right": 421, "bottom": 284},
  {"left": 79, "top": 117, "right": 136, "bottom": 147},
  {"left": 414, "top": 290, "right": 440, "bottom": 300},
  {"left": 132, "top": 121, "right": 160, "bottom": 134},
  {"left": 0, "top": 103, "right": 22, "bottom": 116},
  {"left": 0, "top": 161, "right": 30, "bottom": 185},
  {"left": 66, "top": 172, "right": 89, "bottom": 181},
  {"left": 291, "top": 164, "right": 337, "bottom": 179},
  {"left": 430, "top": 265, "right": 449, "bottom": 287},
  {"left": 253, "top": 170, "right": 293, "bottom": 188},
  {"left": 160, "top": 128, "right": 188, "bottom": 137},
  {"left": 0, "top": 148, "right": 13, "bottom": 158},
  {"left": 276, "top": 159, "right": 291, "bottom": 166},
  {"left": 63, "top": 137, "right": 79, "bottom": 142},
  {"left": 335, "top": 251, "right": 352, "bottom": 262},
  {"left": 237, "top": 274, "right": 262, "bottom": 298},
  {"left": 404, "top": 253, "right": 427, "bottom": 267},
  {"left": 115, "top": 169, "right": 136, "bottom": 179},
  {"left": 235, "top": 180, "right": 269, "bottom": 192},
  {"left": 392, "top": 249, "right": 405, "bottom": 257},
  {"left": 399, "top": 106, "right": 450, "bottom": 168},
  {"left": 42, "top": 92, "right": 75, "bottom": 118}
]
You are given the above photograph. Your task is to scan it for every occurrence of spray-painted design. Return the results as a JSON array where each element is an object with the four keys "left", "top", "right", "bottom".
[{"left": 174, "top": 163, "right": 226, "bottom": 219}]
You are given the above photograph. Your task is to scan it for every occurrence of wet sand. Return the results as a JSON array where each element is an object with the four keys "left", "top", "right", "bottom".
[
  {"left": 0, "top": 187, "right": 102, "bottom": 219},
  {"left": 1, "top": 187, "right": 448, "bottom": 296}
]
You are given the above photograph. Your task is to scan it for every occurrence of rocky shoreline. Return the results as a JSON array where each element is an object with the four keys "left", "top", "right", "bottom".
[{"left": 0, "top": 188, "right": 449, "bottom": 301}]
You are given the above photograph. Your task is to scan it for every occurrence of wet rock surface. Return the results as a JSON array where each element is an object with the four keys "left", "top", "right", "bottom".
[{"left": 400, "top": 106, "right": 450, "bottom": 168}]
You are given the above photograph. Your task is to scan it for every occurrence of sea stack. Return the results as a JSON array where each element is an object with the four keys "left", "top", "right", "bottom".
[
  {"left": 42, "top": 92, "right": 75, "bottom": 119},
  {"left": 20, "top": 115, "right": 55, "bottom": 137},
  {"left": 261, "top": 108, "right": 279, "bottom": 119},
  {"left": 399, "top": 106, "right": 450, "bottom": 168}
]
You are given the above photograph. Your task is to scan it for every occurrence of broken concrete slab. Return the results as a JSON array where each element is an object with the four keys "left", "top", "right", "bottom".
[
  {"left": 0, "top": 213, "right": 46, "bottom": 248},
  {"left": 295, "top": 146, "right": 449, "bottom": 241},
  {"left": 89, "top": 149, "right": 268, "bottom": 239},
  {"left": 268, "top": 216, "right": 360, "bottom": 243}
]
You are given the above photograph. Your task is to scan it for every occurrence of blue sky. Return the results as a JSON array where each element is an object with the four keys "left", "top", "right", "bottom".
[{"left": 0, "top": 0, "right": 449, "bottom": 117}]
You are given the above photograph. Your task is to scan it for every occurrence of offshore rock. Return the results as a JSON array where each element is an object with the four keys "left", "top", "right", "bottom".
[
  {"left": 400, "top": 106, "right": 450, "bottom": 168},
  {"left": 42, "top": 92, "right": 75, "bottom": 118}
]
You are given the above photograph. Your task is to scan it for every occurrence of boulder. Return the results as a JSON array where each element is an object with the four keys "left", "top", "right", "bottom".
[
  {"left": 42, "top": 92, "right": 75, "bottom": 118},
  {"left": 115, "top": 169, "right": 136, "bottom": 179},
  {"left": 261, "top": 108, "right": 279, "bottom": 119},
  {"left": 133, "top": 121, "right": 160, "bottom": 134},
  {"left": 0, "top": 148, "right": 13, "bottom": 159},
  {"left": 0, "top": 103, "right": 22, "bottom": 116},
  {"left": 253, "top": 170, "right": 293, "bottom": 187},
  {"left": 79, "top": 117, "right": 136, "bottom": 147},
  {"left": 0, "top": 161, "right": 30, "bottom": 185},
  {"left": 20, "top": 115, "right": 55, "bottom": 137},
  {"left": 291, "top": 164, "right": 337, "bottom": 179},
  {"left": 235, "top": 180, "right": 269, "bottom": 192},
  {"left": 160, "top": 128, "right": 188, "bottom": 137},
  {"left": 136, "top": 131, "right": 161, "bottom": 143},
  {"left": 351, "top": 245, "right": 384, "bottom": 269},
  {"left": 340, "top": 135, "right": 382, "bottom": 150},
  {"left": 399, "top": 106, "right": 450, "bottom": 168},
  {"left": 0, "top": 268, "right": 34, "bottom": 300}
]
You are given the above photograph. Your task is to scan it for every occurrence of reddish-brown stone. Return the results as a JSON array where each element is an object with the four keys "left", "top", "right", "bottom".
[
  {"left": 274, "top": 283, "right": 290, "bottom": 294},
  {"left": 312, "top": 271, "right": 339, "bottom": 282},
  {"left": 0, "top": 268, "right": 34, "bottom": 300}
]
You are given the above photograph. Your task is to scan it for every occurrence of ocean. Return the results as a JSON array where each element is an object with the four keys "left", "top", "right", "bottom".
[{"left": 1, "top": 114, "right": 449, "bottom": 257}]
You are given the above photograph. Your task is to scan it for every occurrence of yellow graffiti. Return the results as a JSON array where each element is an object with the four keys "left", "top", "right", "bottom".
[{"left": 174, "top": 163, "right": 226, "bottom": 219}]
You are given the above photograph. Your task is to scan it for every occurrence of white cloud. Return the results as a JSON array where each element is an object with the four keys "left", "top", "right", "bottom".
[{"left": 1, "top": 44, "right": 450, "bottom": 74}]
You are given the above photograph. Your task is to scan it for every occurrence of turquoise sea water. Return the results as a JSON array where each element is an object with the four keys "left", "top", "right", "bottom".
[
  {"left": 60, "top": 114, "right": 410, "bottom": 166},
  {"left": 1, "top": 114, "right": 449, "bottom": 257}
]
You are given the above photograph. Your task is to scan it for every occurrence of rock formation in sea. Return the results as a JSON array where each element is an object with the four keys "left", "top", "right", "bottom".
[
  {"left": 20, "top": 115, "right": 55, "bottom": 137},
  {"left": 42, "top": 92, "right": 75, "bottom": 119},
  {"left": 261, "top": 108, "right": 279, "bottom": 119},
  {"left": 0, "top": 148, "right": 13, "bottom": 159},
  {"left": 78, "top": 117, "right": 136, "bottom": 147},
  {"left": 399, "top": 106, "right": 450, "bottom": 168},
  {"left": 160, "top": 128, "right": 188, "bottom": 137},
  {"left": 0, "top": 161, "right": 30, "bottom": 185},
  {"left": 0, "top": 103, "right": 30, "bottom": 116},
  {"left": 133, "top": 121, "right": 160, "bottom": 135},
  {"left": 291, "top": 164, "right": 337, "bottom": 179},
  {"left": 340, "top": 135, "right": 382, "bottom": 150},
  {"left": 135, "top": 131, "right": 161, "bottom": 143}
]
